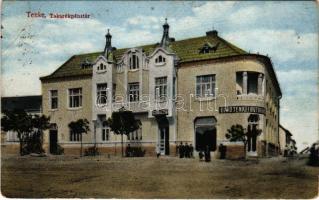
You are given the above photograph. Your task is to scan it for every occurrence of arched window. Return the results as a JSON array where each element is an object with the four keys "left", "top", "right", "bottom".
[
  {"left": 155, "top": 55, "right": 166, "bottom": 64},
  {"left": 129, "top": 54, "right": 139, "bottom": 70},
  {"left": 194, "top": 117, "right": 217, "bottom": 151},
  {"left": 98, "top": 63, "right": 106, "bottom": 71}
]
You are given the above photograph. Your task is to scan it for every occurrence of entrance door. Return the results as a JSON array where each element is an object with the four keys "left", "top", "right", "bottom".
[
  {"left": 159, "top": 127, "right": 169, "bottom": 155},
  {"left": 49, "top": 130, "right": 58, "bottom": 154},
  {"left": 194, "top": 117, "right": 217, "bottom": 152}
]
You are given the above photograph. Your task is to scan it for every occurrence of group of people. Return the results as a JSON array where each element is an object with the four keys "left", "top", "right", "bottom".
[{"left": 177, "top": 142, "right": 194, "bottom": 158}]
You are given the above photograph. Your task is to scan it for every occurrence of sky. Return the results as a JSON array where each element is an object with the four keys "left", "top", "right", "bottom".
[{"left": 1, "top": 1, "right": 318, "bottom": 150}]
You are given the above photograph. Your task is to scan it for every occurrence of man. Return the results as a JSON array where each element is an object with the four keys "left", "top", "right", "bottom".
[
  {"left": 185, "top": 143, "right": 190, "bottom": 158},
  {"left": 156, "top": 144, "right": 160, "bottom": 158},
  {"left": 204, "top": 145, "right": 211, "bottom": 162},
  {"left": 179, "top": 142, "right": 184, "bottom": 158},
  {"left": 126, "top": 144, "right": 132, "bottom": 157},
  {"left": 189, "top": 143, "right": 194, "bottom": 158}
]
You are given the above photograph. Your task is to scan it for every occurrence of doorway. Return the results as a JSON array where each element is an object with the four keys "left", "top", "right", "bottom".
[
  {"left": 157, "top": 117, "right": 169, "bottom": 155},
  {"left": 194, "top": 117, "right": 217, "bottom": 151},
  {"left": 49, "top": 130, "right": 58, "bottom": 154}
]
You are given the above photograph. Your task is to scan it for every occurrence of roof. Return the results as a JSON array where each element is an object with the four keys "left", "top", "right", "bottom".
[
  {"left": 39, "top": 32, "right": 281, "bottom": 96},
  {"left": 1, "top": 95, "right": 42, "bottom": 113},
  {"left": 279, "top": 124, "right": 293, "bottom": 136},
  {"left": 40, "top": 33, "right": 247, "bottom": 80}
]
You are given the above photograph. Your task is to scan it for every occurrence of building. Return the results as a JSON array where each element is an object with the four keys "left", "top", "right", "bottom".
[
  {"left": 279, "top": 125, "right": 297, "bottom": 156},
  {"left": 1, "top": 95, "right": 42, "bottom": 154},
  {"left": 40, "top": 20, "right": 282, "bottom": 158}
]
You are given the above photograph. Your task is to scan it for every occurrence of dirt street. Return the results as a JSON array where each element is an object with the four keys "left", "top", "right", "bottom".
[{"left": 1, "top": 155, "right": 318, "bottom": 198}]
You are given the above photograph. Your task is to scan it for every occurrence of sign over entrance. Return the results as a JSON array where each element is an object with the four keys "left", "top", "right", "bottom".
[{"left": 219, "top": 106, "right": 266, "bottom": 115}]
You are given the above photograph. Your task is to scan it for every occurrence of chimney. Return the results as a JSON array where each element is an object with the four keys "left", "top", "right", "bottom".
[
  {"left": 206, "top": 30, "right": 218, "bottom": 37},
  {"left": 160, "top": 18, "right": 170, "bottom": 48}
]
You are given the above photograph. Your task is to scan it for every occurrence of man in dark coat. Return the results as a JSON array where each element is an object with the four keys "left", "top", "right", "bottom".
[
  {"left": 185, "top": 143, "right": 190, "bottom": 158},
  {"left": 189, "top": 143, "right": 194, "bottom": 158},
  {"left": 204, "top": 145, "right": 211, "bottom": 162},
  {"left": 179, "top": 142, "right": 184, "bottom": 158}
]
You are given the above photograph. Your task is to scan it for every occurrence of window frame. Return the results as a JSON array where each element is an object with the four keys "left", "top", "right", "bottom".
[
  {"left": 50, "top": 90, "right": 58, "bottom": 110},
  {"left": 129, "top": 54, "right": 139, "bottom": 70},
  {"left": 68, "top": 88, "right": 82, "bottom": 109},
  {"left": 69, "top": 130, "right": 81, "bottom": 142},
  {"left": 96, "top": 83, "right": 108, "bottom": 105},
  {"left": 128, "top": 82, "right": 140, "bottom": 102},
  {"left": 97, "top": 63, "right": 107, "bottom": 72},
  {"left": 155, "top": 76, "right": 168, "bottom": 102},
  {"left": 155, "top": 55, "right": 166, "bottom": 65},
  {"left": 101, "top": 125, "right": 110, "bottom": 141},
  {"left": 195, "top": 74, "right": 216, "bottom": 99}
]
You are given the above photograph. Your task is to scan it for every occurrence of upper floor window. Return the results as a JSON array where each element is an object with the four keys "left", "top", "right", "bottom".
[
  {"left": 155, "top": 77, "right": 167, "bottom": 101},
  {"left": 69, "top": 88, "right": 82, "bottom": 108},
  {"left": 196, "top": 75, "right": 216, "bottom": 98},
  {"left": 155, "top": 55, "right": 166, "bottom": 64},
  {"left": 97, "top": 63, "right": 107, "bottom": 71},
  {"left": 236, "top": 72, "right": 263, "bottom": 95},
  {"left": 128, "top": 82, "right": 139, "bottom": 102},
  {"left": 129, "top": 54, "right": 139, "bottom": 70},
  {"left": 97, "top": 83, "right": 108, "bottom": 105},
  {"left": 50, "top": 90, "right": 58, "bottom": 109}
]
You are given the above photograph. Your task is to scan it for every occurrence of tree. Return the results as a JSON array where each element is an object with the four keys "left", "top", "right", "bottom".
[
  {"left": 225, "top": 124, "right": 261, "bottom": 158},
  {"left": 29, "top": 115, "right": 51, "bottom": 153},
  {"left": 1, "top": 109, "right": 32, "bottom": 155},
  {"left": 107, "top": 107, "right": 140, "bottom": 157},
  {"left": 68, "top": 119, "right": 90, "bottom": 156},
  {"left": 1, "top": 110, "right": 51, "bottom": 155}
]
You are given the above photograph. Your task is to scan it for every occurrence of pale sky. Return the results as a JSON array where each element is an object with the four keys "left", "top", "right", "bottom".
[{"left": 1, "top": 1, "right": 318, "bottom": 150}]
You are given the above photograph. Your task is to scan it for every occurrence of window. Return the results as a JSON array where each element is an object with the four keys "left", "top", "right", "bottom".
[
  {"left": 101, "top": 122, "right": 109, "bottom": 141},
  {"left": 129, "top": 54, "right": 139, "bottom": 70},
  {"left": 97, "top": 63, "right": 106, "bottom": 71},
  {"left": 247, "top": 72, "right": 258, "bottom": 94},
  {"left": 196, "top": 75, "right": 216, "bottom": 98},
  {"left": 128, "top": 82, "right": 139, "bottom": 102},
  {"left": 70, "top": 130, "right": 80, "bottom": 142},
  {"left": 128, "top": 126, "right": 142, "bottom": 141},
  {"left": 69, "top": 88, "right": 82, "bottom": 108},
  {"left": 155, "top": 55, "right": 166, "bottom": 63},
  {"left": 155, "top": 77, "right": 167, "bottom": 101},
  {"left": 97, "top": 83, "right": 108, "bottom": 105},
  {"left": 50, "top": 90, "right": 58, "bottom": 109},
  {"left": 236, "top": 72, "right": 243, "bottom": 95}
]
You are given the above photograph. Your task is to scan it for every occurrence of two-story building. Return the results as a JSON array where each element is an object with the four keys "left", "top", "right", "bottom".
[{"left": 40, "top": 19, "right": 282, "bottom": 158}]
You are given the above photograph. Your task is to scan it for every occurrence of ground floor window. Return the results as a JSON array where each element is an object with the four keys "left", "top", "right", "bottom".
[
  {"left": 128, "top": 127, "right": 142, "bottom": 141},
  {"left": 194, "top": 117, "right": 217, "bottom": 151},
  {"left": 70, "top": 130, "right": 80, "bottom": 142},
  {"left": 102, "top": 127, "right": 109, "bottom": 141}
]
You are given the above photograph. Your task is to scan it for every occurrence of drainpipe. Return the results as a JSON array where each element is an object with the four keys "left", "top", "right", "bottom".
[{"left": 278, "top": 95, "right": 282, "bottom": 156}]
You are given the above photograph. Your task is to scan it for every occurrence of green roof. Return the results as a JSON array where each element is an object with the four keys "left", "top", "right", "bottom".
[{"left": 40, "top": 34, "right": 247, "bottom": 80}]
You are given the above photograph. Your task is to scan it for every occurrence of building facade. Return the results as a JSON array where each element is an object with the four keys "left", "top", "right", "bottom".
[{"left": 40, "top": 20, "right": 282, "bottom": 158}]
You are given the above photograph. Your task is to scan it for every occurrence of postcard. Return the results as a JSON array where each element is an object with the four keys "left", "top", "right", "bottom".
[{"left": 1, "top": 1, "right": 318, "bottom": 199}]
